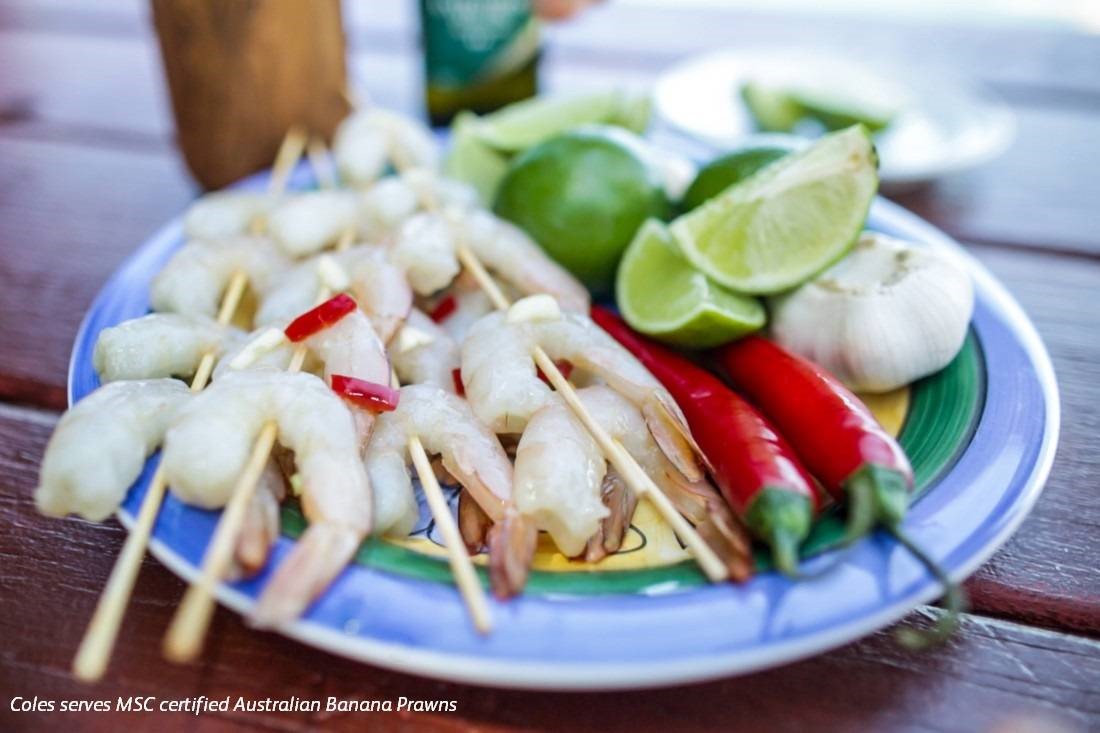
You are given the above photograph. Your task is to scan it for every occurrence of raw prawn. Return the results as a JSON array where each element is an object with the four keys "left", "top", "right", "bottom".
[
  {"left": 460, "top": 309, "right": 703, "bottom": 480},
  {"left": 363, "top": 384, "right": 534, "bottom": 596},
  {"left": 333, "top": 109, "right": 439, "bottom": 188},
  {"left": 183, "top": 191, "right": 272, "bottom": 241},
  {"left": 35, "top": 379, "right": 191, "bottom": 522},
  {"left": 160, "top": 370, "right": 372, "bottom": 626},
  {"left": 255, "top": 244, "right": 413, "bottom": 342},
  {"left": 390, "top": 309, "right": 461, "bottom": 393},
  {"left": 216, "top": 309, "right": 391, "bottom": 444},
  {"left": 267, "top": 190, "right": 360, "bottom": 257},
  {"left": 150, "top": 236, "right": 292, "bottom": 318},
  {"left": 93, "top": 313, "right": 243, "bottom": 383}
]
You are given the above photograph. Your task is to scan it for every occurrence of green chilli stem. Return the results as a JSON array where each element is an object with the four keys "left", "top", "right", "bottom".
[{"left": 889, "top": 526, "right": 967, "bottom": 649}]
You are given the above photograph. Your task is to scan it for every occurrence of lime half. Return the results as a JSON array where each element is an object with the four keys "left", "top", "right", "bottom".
[
  {"left": 617, "top": 219, "right": 765, "bottom": 347},
  {"left": 670, "top": 125, "right": 878, "bottom": 295},
  {"left": 473, "top": 91, "right": 652, "bottom": 152}
]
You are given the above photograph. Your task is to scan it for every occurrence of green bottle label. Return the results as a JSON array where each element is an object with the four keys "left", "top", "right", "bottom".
[{"left": 420, "top": 0, "right": 539, "bottom": 88}]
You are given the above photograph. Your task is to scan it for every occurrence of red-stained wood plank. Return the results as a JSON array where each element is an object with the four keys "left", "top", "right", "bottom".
[
  {"left": 962, "top": 244, "right": 1100, "bottom": 635},
  {"left": 0, "top": 135, "right": 195, "bottom": 408}
]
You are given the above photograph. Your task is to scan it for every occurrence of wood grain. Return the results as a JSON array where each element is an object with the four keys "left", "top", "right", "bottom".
[
  {"left": 963, "top": 244, "right": 1100, "bottom": 635},
  {"left": 0, "top": 135, "right": 193, "bottom": 409},
  {"left": 1, "top": 404, "right": 1097, "bottom": 732}
]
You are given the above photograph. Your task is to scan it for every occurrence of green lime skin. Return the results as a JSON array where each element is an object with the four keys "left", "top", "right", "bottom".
[
  {"left": 680, "top": 145, "right": 793, "bottom": 212},
  {"left": 493, "top": 125, "right": 670, "bottom": 295}
]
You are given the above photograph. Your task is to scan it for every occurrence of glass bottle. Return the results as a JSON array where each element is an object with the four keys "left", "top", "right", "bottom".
[{"left": 419, "top": 0, "right": 540, "bottom": 126}]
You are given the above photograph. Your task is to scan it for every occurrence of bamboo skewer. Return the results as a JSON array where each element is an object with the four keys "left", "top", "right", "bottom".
[{"left": 72, "top": 128, "right": 307, "bottom": 681}]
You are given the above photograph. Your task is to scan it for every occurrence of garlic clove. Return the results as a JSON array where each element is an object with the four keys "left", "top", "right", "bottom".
[{"left": 769, "top": 233, "right": 974, "bottom": 393}]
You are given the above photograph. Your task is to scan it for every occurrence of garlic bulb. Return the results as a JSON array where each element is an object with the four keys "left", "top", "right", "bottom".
[{"left": 769, "top": 232, "right": 974, "bottom": 393}]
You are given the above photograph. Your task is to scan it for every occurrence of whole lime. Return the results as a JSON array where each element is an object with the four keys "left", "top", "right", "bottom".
[
  {"left": 680, "top": 141, "right": 796, "bottom": 212},
  {"left": 493, "top": 125, "right": 670, "bottom": 294}
]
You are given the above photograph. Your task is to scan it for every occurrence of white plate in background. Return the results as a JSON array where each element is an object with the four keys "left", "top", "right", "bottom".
[{"left": 654, "top": 48, "right": 1016, "bottom": 186}]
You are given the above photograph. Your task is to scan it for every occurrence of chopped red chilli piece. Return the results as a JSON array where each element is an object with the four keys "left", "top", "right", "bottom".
[
  {"left": 537, "top": 359, "right": 573, "bottom": 386},
  {"left": 428, "top": 294, "right": 458, "bottom": 323},
  {"left": 284, "top": 293, "right": 358, "bottom": 342},
  {"left": 331, "top": 374, "right": 400, "bottom": 412},
  {"left": 451, "top": 368, "right": 465, "bottom": 396}
]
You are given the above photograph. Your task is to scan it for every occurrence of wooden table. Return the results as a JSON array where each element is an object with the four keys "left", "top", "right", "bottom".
[{"left": 1, "top": 2, "right": 1098, "bottom": 730}]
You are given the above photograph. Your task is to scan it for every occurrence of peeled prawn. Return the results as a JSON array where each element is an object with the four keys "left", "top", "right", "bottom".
[
  {"left": 161, "top": 370, "right": 372, "bottom": 626},
  {"left": 151, "top": 236, "right": 292, "bottom": 318},
  {"left": 432, "top": 272, "right": 495, "bottom": 344},
  {"left": 216, "top": 310, "right": 391, "bottom": 444},
  {"left": 390, "top": 309, "right": 461, "bottom": 392},
  {"left": 512, "top": 396, "right": 608, "bottom": 557},
  {"left": 460, "top": 210, "right": 590, "bottom": 313},
  {"left": 267, "top": 190, "right": 360, "bottom": 257},
  {"left": 184, "top": 191, "right": 271, "bottom": 241},
  {"left": 93, "top": 313, "right": 243, "bottom": 383},
  {"left": 255, "top": 245, "right": 413, "bottom": 342},
  {"left": 359, "top": 170, "right": 478, "bottom": 241},
  {"left": 35, "top": 379, "right": 191, "bottom": 522},
  {"left": 461, "top": 309, "right": 702, "bottom": 484},
  {"left": 333, "top": 109, "right": 440, "bottom": 188},
  {"left": 391, "top": 212, "right": 461, "bottom": 295},
  {"left": 363, "top": 384, "right": 534, "bottom": 596}
]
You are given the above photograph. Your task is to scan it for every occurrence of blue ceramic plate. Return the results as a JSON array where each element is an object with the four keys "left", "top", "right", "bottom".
[{"left": 69, "top": 165, "right": 1058, "bottom": 690}]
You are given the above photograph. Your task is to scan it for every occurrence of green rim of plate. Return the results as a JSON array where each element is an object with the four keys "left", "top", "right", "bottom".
[{"left": 281, "top": 330, "right": 984, "bottom": 595}]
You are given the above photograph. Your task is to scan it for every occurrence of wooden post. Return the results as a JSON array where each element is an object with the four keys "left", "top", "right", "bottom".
[{"left": 151, "top": 0, "right": 350, "bottom": 189}]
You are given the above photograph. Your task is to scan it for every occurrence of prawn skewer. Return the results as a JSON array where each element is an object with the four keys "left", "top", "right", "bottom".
[
  {"left": 163, "top": 149, "right": 353, "bottom": 662},
  {"left": 162, "top": 135, "right": 493, "bottom": 659},
  {"left": 72, "top": 127, "right": 307, "bottom": 682},
  {"left": 317, "top": 134, "right": 492, "bottom": 632},
  {"left": 455, "top": 245, "right": 730, "bottom": 583}
]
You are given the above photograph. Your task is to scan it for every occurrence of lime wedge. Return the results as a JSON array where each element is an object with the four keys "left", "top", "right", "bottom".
[
  {"left": 741, "top": 81, "right": 896, "bottom": 133},
  {"left": 616, "top": 219, "right": 765, "bottom": 347},
  {"left": 680, "top": 142, "right": 795, "bottom": 211},
  {"left": 445, "top": 111, "right": 511, "bottom": 205},
  {"left": 740, "top": 82, "right": 804, "bottom": 133},
  {"left": 670, "top": 125, "right": 878, "bottom": 295},
  {"left": 472, "top": 91, "right": 652, "bottom": 152}
]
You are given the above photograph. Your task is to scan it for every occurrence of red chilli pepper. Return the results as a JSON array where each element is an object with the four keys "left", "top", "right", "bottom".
[
  {"left": 285, "top": 293, "right": 357, "bottom": 342},
  {"left": 592, "top": 307, "right": 818, "bottom": 575},
  {"left": 715, "top": 336, "right": 963, "bottom": 646},
  {"left": 428, "top": 294, "right": 458, "bottom": 323},
  {"left": 451, "top": 367, "right": 465, "bottom": 396},
  {"left": 331, "top": 375, "right": 400, "bottom": 412}
]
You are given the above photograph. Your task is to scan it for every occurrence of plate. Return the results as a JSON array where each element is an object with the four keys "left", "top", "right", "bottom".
[
  {"left": 68, "top": 164, "right": 1057, "bottom": 690},
  {"left": 654, "top": 49, "right": 1016, "bottom": 186}
]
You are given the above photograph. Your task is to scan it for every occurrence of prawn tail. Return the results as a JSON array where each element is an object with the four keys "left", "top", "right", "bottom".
[
  {"left": 486, "top": 508, "right": 536, "bottom": 600},
  {"left": 643, "top": 391, "right": 709, "bottom": 482},
  {"left": 233, "top": 486, "right": 282, "bottom": 577},
  {"left": 457, "top": 489, "right": 492, "bottom": 554},
  {"left": 250, "top": 523, "right": 362, "bottom": 629},
  {"left": 696, "top": 501, "right": 754, "bottom": 583},
  {"left": 585, "top": 470, "right": 638, "bottom": 563}
]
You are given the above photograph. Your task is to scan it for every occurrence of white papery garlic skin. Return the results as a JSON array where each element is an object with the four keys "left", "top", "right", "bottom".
[{"left": 769, "top": 232, "right": 974, "bottom": 393}]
